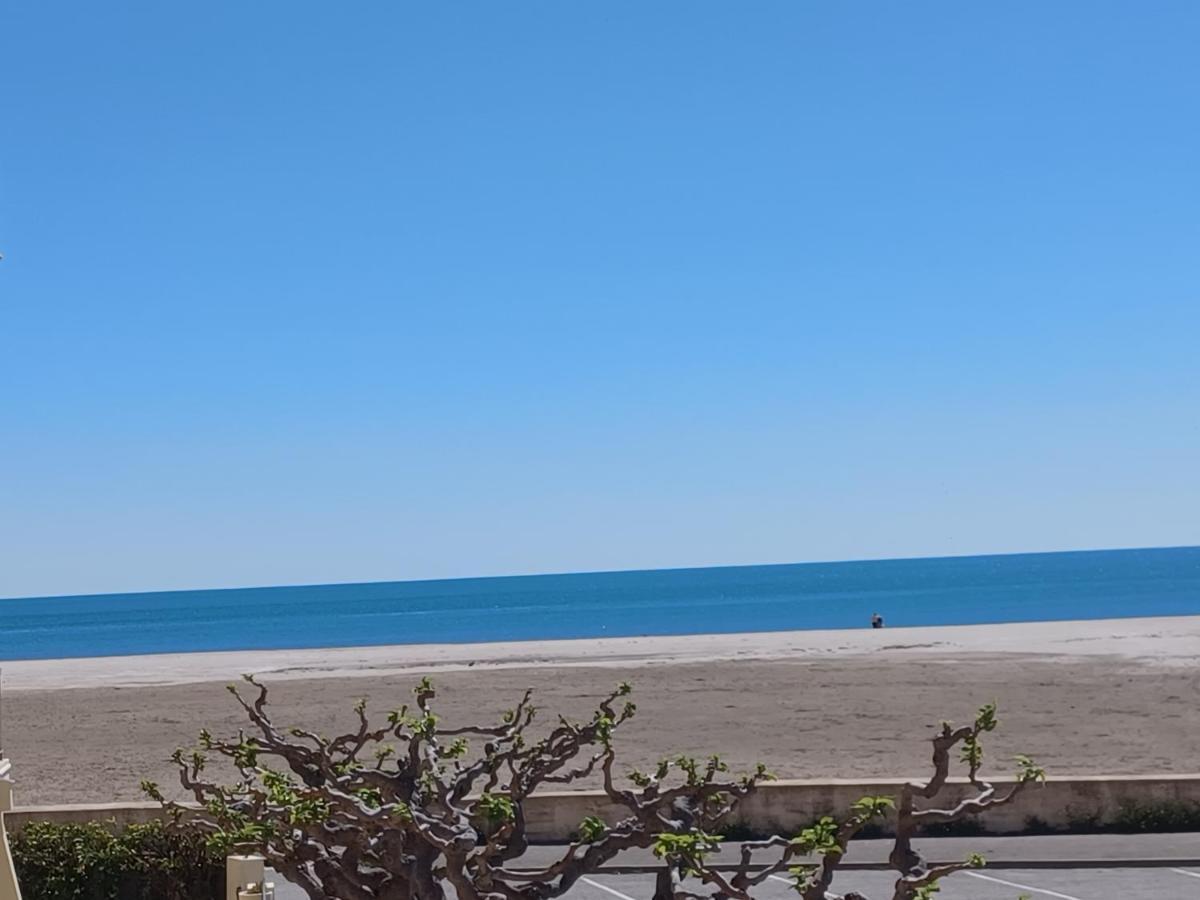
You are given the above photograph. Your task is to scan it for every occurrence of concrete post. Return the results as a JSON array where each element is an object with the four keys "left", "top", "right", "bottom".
[
  {"left": 227, "top": 854, "right": 273, "bottom": 900},
  {"left": 0, "top": 759, "right": 21, "bottom": 900}
]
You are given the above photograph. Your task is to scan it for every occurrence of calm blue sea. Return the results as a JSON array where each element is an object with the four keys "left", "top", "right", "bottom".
[{"left": 1, "top": 547, "right": 1198, "bottom": 661}]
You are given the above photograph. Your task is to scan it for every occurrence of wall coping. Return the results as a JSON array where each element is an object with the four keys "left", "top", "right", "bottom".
[{"left": 474, "top": 773, "right": 1200, "bottom": 799}]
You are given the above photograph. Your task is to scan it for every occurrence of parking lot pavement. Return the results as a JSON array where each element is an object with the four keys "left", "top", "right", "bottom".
[
  {"left": 269, "top": 866, "right": 1200, "bottom": 899},
  {"left": 262, "top": 832, "right": 1200, "bottom": 897},
  {"left": 510, "top": 833, "right": 1200, "bottom": 870},
  {"left": 267, "top": 871, "right": 306, "bottom": 900},
  {"left": 575, "top": 867, "right": 1200, "bottom": 899}
]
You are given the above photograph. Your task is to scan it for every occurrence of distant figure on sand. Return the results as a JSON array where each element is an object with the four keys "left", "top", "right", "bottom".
[{"left": 871, "top": 612, "right": 884, "bottom": 629}]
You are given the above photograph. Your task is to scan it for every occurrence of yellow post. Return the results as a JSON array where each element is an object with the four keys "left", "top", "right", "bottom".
[{"left": 0, "top": 759, "right": 21, "bottom": 900}]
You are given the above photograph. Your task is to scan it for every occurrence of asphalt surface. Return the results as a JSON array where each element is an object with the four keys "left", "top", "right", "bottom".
[{"left": 263, "top": 834, "right": 1200, "bottom": 900}]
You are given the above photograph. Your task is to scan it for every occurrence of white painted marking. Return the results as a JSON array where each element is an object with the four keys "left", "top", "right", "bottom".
[
  {"left": 1171, "top": 868, "right": 1200, "bottom": 880},
  {"left": 767, "top": 874, "right": 791, "bottom": 884},
  {"left": 964, "top": 870, "right": 1084, "bottom": 900},
  {"left": 580, "top": 877, "right": 639, "bottom": 900}
]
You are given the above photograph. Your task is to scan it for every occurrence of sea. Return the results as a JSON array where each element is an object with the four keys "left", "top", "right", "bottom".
[{"left": 1, "top": 546, "right": 1197, "bottom": 662}]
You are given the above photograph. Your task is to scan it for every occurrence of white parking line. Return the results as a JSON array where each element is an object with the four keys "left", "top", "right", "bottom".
[
  {"left": 580, "top": 877, "right": 639, "bottom": 900},
  {"left": 1172, "top": 868, "right": 1200, "bottom": 880},
  {"left": 964, "top": 871, "right": 1084, "bottom": 900}
]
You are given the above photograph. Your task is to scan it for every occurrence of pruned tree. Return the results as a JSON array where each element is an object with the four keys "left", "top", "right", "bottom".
[
  {"left": 884, "top": 703, "right": 1045, "bottom": 899},
  {"left": 144, "top": 676, "right": 772, "bottom": 900},
  {"left": 147, "top": 681, "right": 1041, "bottom": 900},
  {"left": 655, "top": 702, "right": 1045, "bottom": 900}
]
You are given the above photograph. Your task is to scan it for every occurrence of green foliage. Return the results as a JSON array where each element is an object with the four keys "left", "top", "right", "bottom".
[
  {"left": 1112, "top": 799, "right": 1200, "bottom": 833},
  {"left": 199, "top": 806, "right": 276, "bottom": 855},
  {"left": 441, "top": 737, "right": 469, "bottom": 759},
  {"left": 956, "top": 703, "right": 999, "bottom": 773},
  {"left": 959, "top": 733, "right": 983, "bottom": 770},
  {"left": 913, "top": 883, "right": 940, "bottom": 899},
  {"left": 1014, "top": 754, "right": 1046, "bottom": 784},
  {"left": 11, "top": 820, "right": 222, "bottom": 900},
  {"left": 652, "top": 831, "right": 722, "bottom": 876},
  {"left": 592, "top": 713, "right": 616, "bottom": 743},
  {"left": 741, "top": 761, "right": 775, "bottom": 788},
  {"left": 1057, "top": 800, "right": 1200, "bottom": 834},
  {"left": 790, "top": 816, "right": 841, "bottom": 857},
  {"left": 390, "top": 802, "right": 414, "bottom": 823},
  {"left": 1064, "top": 806, "right": 1102, "bottom": 832},
  {"left": 355, "top": 787, "right": 384, "bottom": 809},
  {"left": 974, "top": 702, "right": 998, "bottom": 733},
  {"left": 851, "top": 795, "right": 894, "bottom": 819},
  {"left": 476, "top": 792, "right": 516, "bottom": 824},
  {"left": 258, "top": 768, "right": 330, "bottom": 825},
  {"left": 232, "top": 740, "right": 259, "bottom": 770},
  {"left": 577, "top": 816, "right": 607, "bottom": 843},
  {"left": 787, "top": 863, "right": 817, "bottom": 889}
]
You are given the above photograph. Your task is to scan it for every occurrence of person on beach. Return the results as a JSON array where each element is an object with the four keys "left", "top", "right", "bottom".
[{"left": 871, "top": 612, "right": 884, "bottom": 629}]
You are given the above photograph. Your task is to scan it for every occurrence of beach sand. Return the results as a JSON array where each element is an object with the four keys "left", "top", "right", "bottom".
[{"left": 3, "top": 616, "right": 1198, "bottom": 806}]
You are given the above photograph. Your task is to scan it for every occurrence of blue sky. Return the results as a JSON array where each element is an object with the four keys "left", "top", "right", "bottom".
[{"left": 2, "top": 2, "right": 1197, "bottom": 598}]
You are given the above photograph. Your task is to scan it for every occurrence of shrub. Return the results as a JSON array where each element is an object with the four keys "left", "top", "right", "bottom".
[
  {"left": 1022, "top": 815, "right": 1057, "bottom": 835},
  {"left": 11, "top": 820, "right": 222, "bottom": 900},
  {"left": 1112, "top": 799, "right": 1200, "bottom": 833}
]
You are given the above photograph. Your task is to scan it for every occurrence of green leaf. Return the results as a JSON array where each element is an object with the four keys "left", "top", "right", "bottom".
[
  {"left": 1014, "top": 755, "right": 1047, "bottom": 784},
  {"left": 974, "top": 702, "right": 998, "bottom": 733},
  {"left": 851, "top": 795, "right": 895, "bottom": 819},
  {"left": 578, "top": 816, "right": 607, "bottom": 843},
  {"left": 477, "top": 792, "right": 516, "bottom": 824},
  {"left": 790, "top": 817, "right": 841, "bottom": 856},
  {"left": 651, "top": 831, "right": 723, "bottom": 876}
]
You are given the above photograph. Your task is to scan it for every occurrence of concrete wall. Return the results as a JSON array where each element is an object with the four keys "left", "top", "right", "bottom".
[
  {"left": 522, "top": 776, "right": 1200, "bottom": 840},
  {"left": 8, "top": 776, "right": 1200, "bottom": 842},
  {"left": 7, "top": 802, "right": 164, "bottom": 834}
]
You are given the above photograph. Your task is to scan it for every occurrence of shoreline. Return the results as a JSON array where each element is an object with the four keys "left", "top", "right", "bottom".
[{"left": 4, "top": 614, "right": 1198, "bottom": 692}]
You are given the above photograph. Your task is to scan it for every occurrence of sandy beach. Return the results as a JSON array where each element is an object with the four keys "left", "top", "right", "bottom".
[{"left": 3, "top": 616, "right": 1198, "bottom": 806}]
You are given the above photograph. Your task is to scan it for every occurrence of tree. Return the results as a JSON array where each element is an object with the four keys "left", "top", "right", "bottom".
[
  {"left": 145, "top": 676, "right": 772, "bottom": 900},
  {"left": 146, "top": 680, "right": 1042, "bottom": 900},
  {"left": 653, "top": 702, "right": 1045, "bottom": 900}
]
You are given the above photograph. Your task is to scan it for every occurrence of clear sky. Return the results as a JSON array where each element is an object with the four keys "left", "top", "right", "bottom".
[{"left": 2, "top": 3, "right": 1198, "bottom": 599}]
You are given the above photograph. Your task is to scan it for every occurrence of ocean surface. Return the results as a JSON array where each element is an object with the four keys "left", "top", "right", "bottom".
[{"left": 1, "top": 547, "right": 1198, "bottom": 661}]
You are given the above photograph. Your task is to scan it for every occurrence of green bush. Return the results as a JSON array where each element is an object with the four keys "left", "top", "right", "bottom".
[
  {"left": 11, "top": 820, "right": 222, "bottom": 900},
  {"left": 1111, "top": 799, "right": 1200, "bottom": 833}
]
